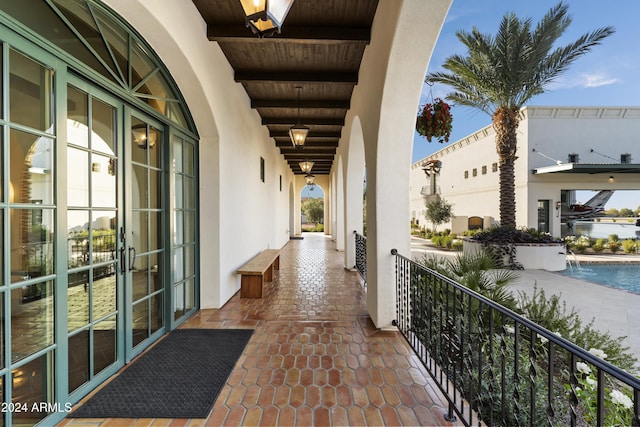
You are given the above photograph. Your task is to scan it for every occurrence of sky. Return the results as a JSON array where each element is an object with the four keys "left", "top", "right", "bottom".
[{"left": 412, "top": 0, "right": 640, "bottom": 210}]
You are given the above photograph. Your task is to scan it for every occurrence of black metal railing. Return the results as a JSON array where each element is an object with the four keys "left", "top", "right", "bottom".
[
  {"left": 391, "top": 249, "right": 640, "bottom": 427},
  {"left": 354, "top": 231, "right": 366, "bottom": 283}
]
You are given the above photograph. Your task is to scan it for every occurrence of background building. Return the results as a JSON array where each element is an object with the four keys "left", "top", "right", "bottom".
[{"left": 411, "top": 106, "right": 640, "bottom": 237}]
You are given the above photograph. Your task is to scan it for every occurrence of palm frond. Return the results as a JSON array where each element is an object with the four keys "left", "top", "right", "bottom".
[{"left": 427, "top": 2, "right": 615, "bottom": 113}]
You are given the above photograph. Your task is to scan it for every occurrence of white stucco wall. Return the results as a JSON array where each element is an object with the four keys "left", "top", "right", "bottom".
[{"left": 103, "top": 0, "right": 294, "bottom": 308}]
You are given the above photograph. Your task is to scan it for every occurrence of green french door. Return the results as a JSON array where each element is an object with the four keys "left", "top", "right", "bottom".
[
  {"left": 1, "top": 4, "right": 199, "bottom": 422},
  {"left": 125, "top": 111, "right": 166, "bottom": 359},
  {"left": 66, "top": 81, "right": 167, "bottom": 398}
]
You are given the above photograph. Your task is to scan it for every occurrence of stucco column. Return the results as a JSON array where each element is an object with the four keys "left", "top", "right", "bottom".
[
  {"left": 342, "top": 118, "right": 366, "bottom": 270},
  {"left": 357, "top": 0, "right": 451, "bottom": 329}
]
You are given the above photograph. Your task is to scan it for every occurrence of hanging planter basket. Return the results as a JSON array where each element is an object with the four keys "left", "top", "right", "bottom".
[{"left": 416, "top": 98, "right": 453, "bottom": 143}]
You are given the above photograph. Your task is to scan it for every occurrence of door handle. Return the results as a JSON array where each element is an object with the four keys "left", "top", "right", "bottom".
[
  {"left": 120, "top": 247, "right": 126, "bottom": 273},
  {"left": 128, "top": 247, "right": 137, "bottom": 271}
]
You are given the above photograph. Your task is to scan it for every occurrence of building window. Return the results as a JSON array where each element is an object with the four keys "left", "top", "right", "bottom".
[
  {"left": 481, "top": 165, "right": 487, "bottom": 175},
  {"left": 568, "top": 153, "right": 579, "bottom": 163},
  {"left": 260, "top": 157, "right": 265, "bottom": 182},
  {"left": 472, "top": 168, "right": 477, "bottom": 177},
  {"left": 621, "top": 153, "right": 631, "bottom": 164},
  {"left": 464, "top": 170, "right": 469, "bottom": 179},
  {"left": 492, "top": 163, "right": 498, "bottom": 172}
]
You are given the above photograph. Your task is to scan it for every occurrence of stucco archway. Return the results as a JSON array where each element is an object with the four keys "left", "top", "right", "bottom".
[
  {"left": 346, "top": 0, "right": 452, "bottom": 328},
  {"left": 342, "top": 116, "right": 366, "bottom": 269}
]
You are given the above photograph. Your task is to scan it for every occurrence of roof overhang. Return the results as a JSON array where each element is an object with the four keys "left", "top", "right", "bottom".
[{"left": 533, "top": 163, "right": 640, "bottom": 175}]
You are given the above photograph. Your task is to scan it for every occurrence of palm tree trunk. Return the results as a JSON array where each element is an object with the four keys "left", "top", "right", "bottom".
[{"left": 493, "top": 107, "right": 520, "bottom": 228}]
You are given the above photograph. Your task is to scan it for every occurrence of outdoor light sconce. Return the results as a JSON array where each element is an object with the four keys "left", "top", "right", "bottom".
[
  {"left": 289, "top": 86, "right": 309, "bottom": 149},
  {"left": 555, "top": 201, "right": 562, "bottom": 210},
  {"left": 132, "top": 124, "right": 158, "bottom": 149},
  {"left": 299, "top": 160, "right": 314, "bottom": 174},
  {"left": 609, "top": 176, "right": 615, "bottom": 183},
  {"left": 239, "top": 0, "right": 294, "bottom": 38},
  {"left": 305, "top": 174, "right": 315, "bottom": 185}
]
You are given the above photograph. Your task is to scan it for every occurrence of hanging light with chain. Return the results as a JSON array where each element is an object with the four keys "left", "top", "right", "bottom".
[{"left": 289, "top": 86, "right": 309, "bottom": 149}]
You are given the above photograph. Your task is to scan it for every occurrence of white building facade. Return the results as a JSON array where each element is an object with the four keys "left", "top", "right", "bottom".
[{"left": 411, "top": 106, "right": 640, "bottom": 238}]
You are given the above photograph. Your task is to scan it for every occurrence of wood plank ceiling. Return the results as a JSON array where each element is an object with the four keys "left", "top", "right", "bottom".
[{"left": 192, "top": 0, "right": 379, "bottom": 175}]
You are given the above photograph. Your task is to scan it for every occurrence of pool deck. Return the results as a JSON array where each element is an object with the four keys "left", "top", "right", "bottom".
[
  {"left": 509, "top": 264, "right": 640, "bottom": 368},
  {"left": 411, "top": 237, "right": 640, "bottom": 370}
]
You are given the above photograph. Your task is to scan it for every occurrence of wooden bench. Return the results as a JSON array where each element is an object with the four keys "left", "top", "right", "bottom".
[{"left": 236, "top": 249, "right": 280, "bottom": 298}]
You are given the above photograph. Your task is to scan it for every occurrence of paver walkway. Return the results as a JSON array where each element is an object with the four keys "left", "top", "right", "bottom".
[{"left": 60, "top": 233, "right": 458, "bottom": 426}]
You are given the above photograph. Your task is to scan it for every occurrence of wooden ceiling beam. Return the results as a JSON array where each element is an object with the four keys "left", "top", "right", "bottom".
[
  {"left": 270, "top": 130, "right": 341, "bottom": 138},
  {"left": 235, "top": 71, "right": 358, "bottom": 84},
  {"left": 275, "top": 140, "right": 338, "bottom": 148},
  {"left": 262, "top": 117, "right": 344, "bottom": 126},
  {"left": 252, "top": 99, "right": 350, "bottom": 109},
  {"left": 208, "top": 25, "right": 371, "bottom": 44},
  {"left": 280, "top": 148, "right": 335, "bottom": 156}
]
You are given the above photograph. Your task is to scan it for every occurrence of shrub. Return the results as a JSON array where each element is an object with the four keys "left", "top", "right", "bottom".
[
  {"left": 470, "top": 226, "right": 561, "bottom": 244},
  {"left": 517, "top": 285, "right": 637, "bottom": 373},
  {"left": 592, "top": 239, "right": 605, "bottom": 252},
  {"left": 608, "top": 234, "right": 619, "bottom": 243},
  {"left": 572, "top": 243, "right": 587, "bottom": 253},
  {"left": 442, "top": 235, "right": 454, "bottom": 249},
  {"left": 622, "top": 239, "right": 637, "bottom": 253},
  {"left": 607, "top": 240, "right": 621, "bottom": 253},
  {"left": 430, "top": 235, "right": 442, "bottom": 247}
]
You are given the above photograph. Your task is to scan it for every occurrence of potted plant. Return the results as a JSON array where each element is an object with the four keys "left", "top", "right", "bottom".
[
  {"left": 416, "top": 98, "right": 453, "bottom": 143},
  {"left": 463, "top": 226, "right": 567, "bottom": 271}
]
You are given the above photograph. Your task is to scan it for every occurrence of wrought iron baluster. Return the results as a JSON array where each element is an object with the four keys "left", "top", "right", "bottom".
[
  {"left": 388, "top": 250, "right": 640, "bottom": 427},
  {"left": 529, "top": 330, "right": 538, "bottom": 427},
  {"left": 569, "top": 354, "right": 578, "bottom": 427},
  {"left": 487, "top": 309, "right": 496, "bottom": 427},
  {"left": 546, "top": 341, "right": 555, "bottom": 424},
  {"left": 513, "top": 322, "right": 522, "bottom": 427}
]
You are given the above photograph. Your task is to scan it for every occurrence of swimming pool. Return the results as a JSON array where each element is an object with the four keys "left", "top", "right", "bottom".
[{"left": 561, "top": 264, "right": 640, "bottom": 294}]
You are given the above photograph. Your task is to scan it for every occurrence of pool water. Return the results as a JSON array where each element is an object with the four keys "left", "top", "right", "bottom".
[{"left": 562, "top": 264, "right": 640, "bottom": 294}]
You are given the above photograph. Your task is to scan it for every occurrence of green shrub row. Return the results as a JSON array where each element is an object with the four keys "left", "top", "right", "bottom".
[{"left": 565, "top": 234, "right": 638, "bottom": 254}]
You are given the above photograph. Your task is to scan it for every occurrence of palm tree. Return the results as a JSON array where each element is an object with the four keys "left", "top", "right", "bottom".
[{"left": 427, "top": 2, "right": 614, "bottom": 228}]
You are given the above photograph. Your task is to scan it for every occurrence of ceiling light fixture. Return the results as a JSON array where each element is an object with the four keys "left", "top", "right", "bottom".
[
  {"left": 239, "top": 0, "right": 294, "bottom": 38},
  {"left": 299, "top": 160, "right": 314, "bottom": 174},
  {"left": 305, "top": 174, "right": 315, "bottom": 185},
  {"left": 289, "top": 86, "right": 309, "bottom": 149}
]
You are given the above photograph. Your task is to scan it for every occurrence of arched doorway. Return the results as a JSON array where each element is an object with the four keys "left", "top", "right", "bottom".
[
  {"left": 301, "top": 184, "right": 325, "bottom": 233},
  {"left": 0, "top": 2, "right": 199, "bottom": 424}
]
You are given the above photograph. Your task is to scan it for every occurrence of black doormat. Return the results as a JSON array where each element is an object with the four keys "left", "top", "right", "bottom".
[{"left": 69, "top": 329, "right": 253, "bottom": 419}]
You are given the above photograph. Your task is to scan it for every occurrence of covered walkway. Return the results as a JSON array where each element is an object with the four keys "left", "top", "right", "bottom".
[{"left": 61, "top": 233, "right": 456, "bottom": 426}]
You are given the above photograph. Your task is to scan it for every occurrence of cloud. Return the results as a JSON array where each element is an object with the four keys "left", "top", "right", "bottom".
[
  {"left": 549, "top": 72, "right": 619, "bottom": 90},
  {"left": 581, "top": 73, "right": 619, "bottom": 88}
]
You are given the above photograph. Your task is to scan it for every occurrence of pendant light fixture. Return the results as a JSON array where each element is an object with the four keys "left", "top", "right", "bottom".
[
  {"left": 304, "top": 174, "right": 315, "bottom": 185},
  {"left": 289, "top": 86, "right": 309, "bottom": 149},
  {"left": 239, "top": 0, "right": 294, "bottom": 38},
  {"left": 299, "top": 160, "right": 314, "bottom": 174}
]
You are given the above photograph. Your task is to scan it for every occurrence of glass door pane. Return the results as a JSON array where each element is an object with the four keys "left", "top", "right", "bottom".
[
  {"left": 66, "top": 84, "right": 120, "bottom": 394},
  {"left": 171, "top": 134, "right": 197, "bottom": 324},
  {"left": 127, "top": 115, "right": 165, "bottom": 353}
]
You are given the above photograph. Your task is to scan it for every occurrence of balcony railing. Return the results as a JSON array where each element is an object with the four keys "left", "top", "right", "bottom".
[
  {"left": 391, "top": 249, "right": 640, "bottom": 426},
  {"left": 354, "top": 231, "right": 366, "bottom": 283}
]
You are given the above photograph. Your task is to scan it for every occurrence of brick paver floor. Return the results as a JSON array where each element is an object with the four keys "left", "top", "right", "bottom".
[{"left": 60, "top": 233, "right": 457, "bottom": 426}]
